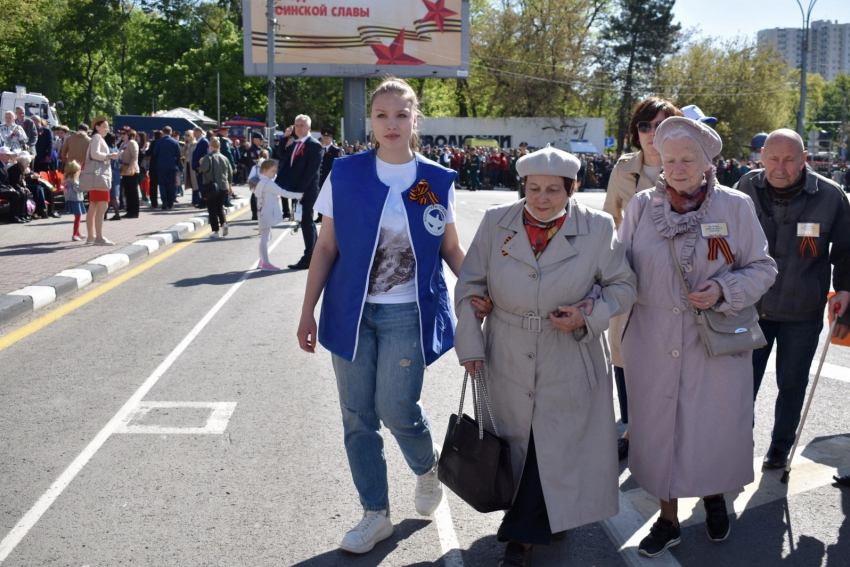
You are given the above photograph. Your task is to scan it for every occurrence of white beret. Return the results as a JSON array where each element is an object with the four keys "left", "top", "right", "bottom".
[
  {"left": 516, "top": 144, "right": 581, "bottom": 179},
  {"left": 655, "top": 116, "right": 723, "bottom": 160}
]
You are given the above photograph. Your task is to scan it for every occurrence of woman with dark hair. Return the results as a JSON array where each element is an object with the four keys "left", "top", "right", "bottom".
[
  {"left": 455, "top": 146, "right": 636, "bottom": 566},
  {"left": 120, "top": 129, "right": 140, "bottom": 218},
  {"left": 146, "top": 130, "right": 161, "bottom": 208},
  {"left": 137, "top": 131, "right": 149, "bottom": 203},
  {"left": 603, "top": 97, "right": 684, "bottom": 460}
]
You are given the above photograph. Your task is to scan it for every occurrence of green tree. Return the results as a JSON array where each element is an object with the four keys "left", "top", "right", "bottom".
[
  {"left": 655, "top": 37, "right": 795, "bottom": 158},
  {"left": 603, "top": 0, "right": 680, "bottom": 153}
]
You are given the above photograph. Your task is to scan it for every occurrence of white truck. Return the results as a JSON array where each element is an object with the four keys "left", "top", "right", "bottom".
[{"left": 0, "top": 86, "right": 62, "bottom": 127}]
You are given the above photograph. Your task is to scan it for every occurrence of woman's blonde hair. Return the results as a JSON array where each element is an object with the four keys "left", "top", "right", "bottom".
[
  {"left": 258, "top": 150, "right": 269, "bottom": 161},
  {"left": 369, "top": 77, "right": 422, "bottom": 151},
  {"left": 64, "top": 160, "right": 81, "bottom": 177}
]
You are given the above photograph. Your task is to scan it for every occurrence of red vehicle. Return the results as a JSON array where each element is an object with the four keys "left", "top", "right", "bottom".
[{"left": 221, "top": 117, "right": 266, "bottom": 144}]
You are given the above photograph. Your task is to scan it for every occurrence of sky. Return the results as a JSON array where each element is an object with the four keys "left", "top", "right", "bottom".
[{"left": 672, "top": 0, "right": 849, "bottom": 41}]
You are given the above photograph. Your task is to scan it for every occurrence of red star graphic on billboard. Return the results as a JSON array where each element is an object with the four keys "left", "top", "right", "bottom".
[
  {"left": 421, "top": 0, "right": 458, "bottom": 33},
  {"left": 371, "top": 29, "right": 425, "bottom": 65}
]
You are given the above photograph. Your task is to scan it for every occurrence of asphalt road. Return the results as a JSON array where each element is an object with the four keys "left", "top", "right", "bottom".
[{"left": 0, "top": 188, "right": 848, "bottom": 567}]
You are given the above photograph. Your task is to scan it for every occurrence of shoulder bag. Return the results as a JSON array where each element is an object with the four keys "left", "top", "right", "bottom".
[
  {"left": 438, "top": 370, "right": 514, "bottom": 513},
  {"left": 669, "top": 238, "right": 767, "bottom": 358},
  {"left": 199, "top": 155, "right": 220, "bottom": 200},
  {"left": 78, "top": 142, "right": 111, "bottom": 192}
]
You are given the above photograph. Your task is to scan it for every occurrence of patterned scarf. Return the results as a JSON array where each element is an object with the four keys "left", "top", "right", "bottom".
[
  {"left": 523, "top": 207, "right": 567, "bottom": 259},
  {"left": 665, "top": 184, "right": 707, "bottom": 214},
  {"left": 766, "top": 169, "right": 806, "bottom": 208}
]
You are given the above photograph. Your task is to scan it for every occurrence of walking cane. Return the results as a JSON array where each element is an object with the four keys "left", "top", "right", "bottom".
[{"left": 780, "top": 302, "right": 841, "bottom": 484}]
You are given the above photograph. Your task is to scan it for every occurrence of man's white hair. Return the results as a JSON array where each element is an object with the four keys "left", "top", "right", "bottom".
[
  {"left": 294, "top": 114, "right": 312, "bottom": 127},
  {"left": 658, "top": 127, "right": 712, "bottom": 170}
]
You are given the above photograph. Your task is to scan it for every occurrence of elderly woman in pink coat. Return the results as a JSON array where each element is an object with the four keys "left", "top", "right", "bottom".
[{"left": 618, "top": 117, "right": 777, "bottom": 558}]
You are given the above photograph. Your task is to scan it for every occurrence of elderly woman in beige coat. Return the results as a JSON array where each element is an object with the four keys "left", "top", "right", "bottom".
[
  {"left": 604, "top": 97, "right": 683, "bottom": 460},
  {"left": 619, "top": 117, "right": 777, "bottom": 558},
  {"left": 455, "top": 146, "right": 636, "bottom": 567}
]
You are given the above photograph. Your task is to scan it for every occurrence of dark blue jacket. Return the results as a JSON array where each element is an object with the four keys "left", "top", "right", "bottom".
[
  {"left": 35, "top": 127, "right": 54, "bottom": 164},
  {"left": 153, "top": 136, "right": 181, "bottom": 172},
  {"left": 274, "top": 136, "right": 323, "bottom": 206},
  {"left": 192, "top": 137, "right": 209, "bottom": 171},
  {"left": 318, "top": 150, "right": 457, "bottom": 366}
]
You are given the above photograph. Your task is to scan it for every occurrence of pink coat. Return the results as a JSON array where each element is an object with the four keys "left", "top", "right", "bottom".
[{"left": 618, "top": 171, "right": 777, "bottom": 500}]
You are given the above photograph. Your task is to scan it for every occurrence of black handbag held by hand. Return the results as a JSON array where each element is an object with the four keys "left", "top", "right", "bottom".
[{"left": 438, "top": 370, "right": 514, "bottom": 513}]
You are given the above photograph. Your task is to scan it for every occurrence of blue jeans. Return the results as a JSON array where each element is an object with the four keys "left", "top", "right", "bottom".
[
  {"left": 752, "top": 319, "right": 824, "bottom": 452},
  {"left": 159, "top": 171, "right": 177, "bottom": 208},
  {"left": 332, "top": 302, "right": 436, "bottom": 512}
]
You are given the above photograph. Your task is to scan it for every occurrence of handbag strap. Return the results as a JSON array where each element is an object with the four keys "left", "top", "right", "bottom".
[
  {"left": 457, "top": 370, "right": 500, "bottom": 440},
  {"left": 668, "top": 238, "right": 699, "bottom": 316}
]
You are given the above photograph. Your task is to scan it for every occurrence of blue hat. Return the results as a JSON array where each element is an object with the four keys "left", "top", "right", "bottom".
[
  {"left": 681, "top": 105, "right": 718, "bottom": 126},
  {"left": 251, "top": 132, "right": 266, "bottom": 141}
]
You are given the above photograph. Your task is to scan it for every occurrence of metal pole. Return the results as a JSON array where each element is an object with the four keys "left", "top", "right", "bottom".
[
  {"left": 796, "top": 0, "right": 818, "bottom": 137},
  {"left": 266, "top": 0, "right": 276, "bottom": 140},
  {"left": 217, "top": 72, "right": 221, "bottom": 127}
]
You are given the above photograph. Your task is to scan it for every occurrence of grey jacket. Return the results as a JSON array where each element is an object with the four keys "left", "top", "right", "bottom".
[{"left": 734, "top": 166, "right": 850, "bottom": 323}]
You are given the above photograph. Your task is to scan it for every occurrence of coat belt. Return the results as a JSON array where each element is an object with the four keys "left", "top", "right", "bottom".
[{"left": 492, "top": 305, "right": 553, "bottom": 332}]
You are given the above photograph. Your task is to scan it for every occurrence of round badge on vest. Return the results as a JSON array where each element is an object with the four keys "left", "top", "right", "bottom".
[{"left": 424, "top": 204, "right": 448, "bottom": 236}]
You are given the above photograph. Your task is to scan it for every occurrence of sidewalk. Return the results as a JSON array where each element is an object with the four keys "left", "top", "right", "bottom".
[{"left": 0, "top": 187, "right": 251, "bottom": 296}]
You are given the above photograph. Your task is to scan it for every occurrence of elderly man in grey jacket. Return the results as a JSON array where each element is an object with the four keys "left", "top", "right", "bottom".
[{"left": 735, "top": 129, "right": 850, "bottom": 471}]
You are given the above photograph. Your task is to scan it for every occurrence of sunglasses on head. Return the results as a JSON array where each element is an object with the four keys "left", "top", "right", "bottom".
[{"left": 637, "top": 120, "right": 665, "bottom": 134}]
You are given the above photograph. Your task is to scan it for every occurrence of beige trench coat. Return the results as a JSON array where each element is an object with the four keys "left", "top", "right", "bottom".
[
  {"left": 603, "top": 151, "right": 656, "bottom": 367},
  {"left": 455, "top": 200, "right": 636, "bottom": 533},
  {"left": 618, "top": 174, "right": 777, "bottom": 500}
]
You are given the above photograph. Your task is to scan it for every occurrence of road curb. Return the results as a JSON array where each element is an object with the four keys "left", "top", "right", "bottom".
[{"left": 0, "top": 197, "right": 249, "bottom": 330}]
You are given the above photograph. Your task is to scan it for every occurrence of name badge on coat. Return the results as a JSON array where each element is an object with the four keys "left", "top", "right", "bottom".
[
  {"left": 701, "top": 223, "right": 729, "bottom": 237},
  {"left": 797, "top": 223, "right": 820, "bottom": 237}
]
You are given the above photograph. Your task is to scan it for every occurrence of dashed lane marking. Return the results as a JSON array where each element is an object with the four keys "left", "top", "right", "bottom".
[
  {"left": 0, "top": 225, "right": 292, "bottom": 563},
  {"left": 116, "top": 401, "right": 238, "bottom": 435}
]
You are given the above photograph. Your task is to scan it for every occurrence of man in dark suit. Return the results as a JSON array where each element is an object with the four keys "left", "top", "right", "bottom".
[
  {"left": 33, "top": 116, "right": 55, "bottom": 173},
  {"left": 152, "top": 125, "right": 182, "bottom": 210},
  {"left": 191, "top": 127, "right": 210, "bottom": 208},
  {"left": 275, "top": 114, "right": 324, "bottom": 270},
  {"left": 317, "top": 126, "right": 344, "bottom": 224}
]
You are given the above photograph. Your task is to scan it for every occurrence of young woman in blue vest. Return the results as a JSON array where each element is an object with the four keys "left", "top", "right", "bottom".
[{"left": 297, "top": 78, "right": 489, "bottom": 554}]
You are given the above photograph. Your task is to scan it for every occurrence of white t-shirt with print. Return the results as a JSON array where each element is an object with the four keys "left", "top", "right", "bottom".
[{"left": 314, "top": 156, "right": 456, "bottom": 304}]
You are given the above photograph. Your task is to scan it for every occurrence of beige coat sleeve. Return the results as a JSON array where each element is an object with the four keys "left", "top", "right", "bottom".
[
  {"left": 602, "top": 169, "right": 625, "bottom": 229},
  {"left": 454, "top": 210, "right": 493, "bottom": 364},
  {"left": 580, "top": 216, "right": 637, "bottom": 342}
]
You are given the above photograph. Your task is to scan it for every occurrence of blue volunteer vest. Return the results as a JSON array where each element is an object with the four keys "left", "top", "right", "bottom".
[{"left": 319, "top": 150, "right": 457, "bottom": 366}]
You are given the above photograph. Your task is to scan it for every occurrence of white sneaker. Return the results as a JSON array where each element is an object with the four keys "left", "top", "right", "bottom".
[
  {"left": 414, "top": 452, "right": 443, "bottom": 516},
  {"left": 222, "top": 224, "right": 229, "bottom": 237},
  {"left": 209, "top": 232, "right": 220, "bottom": 239},
  {"left": 340, "top": 510, "right": 393, "bottom": 554},
  {"left": 95, "top": 238, "right": 115, "bottom": 246}
]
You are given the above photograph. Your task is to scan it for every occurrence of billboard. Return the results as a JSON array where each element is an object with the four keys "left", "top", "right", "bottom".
[
  {"left": 386, "top": 117, "right": 606, "bottom": 152},
  {"left": 243, "top": 0, "right": 470, "bottom": 78}
]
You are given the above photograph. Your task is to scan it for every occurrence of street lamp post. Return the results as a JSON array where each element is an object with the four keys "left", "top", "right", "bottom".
[
  {"left": 796, "top": 0, "right": 818, "bottom": 138},
  {"left": 266, "top": 0, "right": 276, "bottom": 141}
]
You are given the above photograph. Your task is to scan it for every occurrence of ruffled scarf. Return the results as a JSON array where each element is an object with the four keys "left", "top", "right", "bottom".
[{"left": 651, "top": 166, "right": 718, "bottom": 239}]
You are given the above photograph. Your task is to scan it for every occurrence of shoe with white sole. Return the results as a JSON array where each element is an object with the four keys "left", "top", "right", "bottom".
[
  {"left": 222, "top": 224, "right": 229, "bottom": 237},
  {"left": 414, "top": 451, "right": 443, "bottom": 516},
  {"left": 95, "top": 238, "right": 115, "bottom": 246},
  {"left": 209, "top": 232, "right": 220, "bottom": 239},
  {"left": 340, "top": 510, "right": 393, "bottom": 554}
]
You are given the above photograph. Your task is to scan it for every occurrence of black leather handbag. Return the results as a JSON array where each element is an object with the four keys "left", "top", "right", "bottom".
[
  {"left": 200, "top": 156, "right": 220, "bottom": 200},
  {"left": 438, "top": 370, "right": 514, "bottom": 513}
]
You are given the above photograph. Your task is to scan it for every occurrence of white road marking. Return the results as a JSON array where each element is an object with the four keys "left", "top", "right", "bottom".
[
  {"left": 766, "top": 347, "right": 850, "bottom": 384},
  {"left": 115, "top": 401, "right": 237, "bottom": 435},
  {"left": 478, "top": 209, "right": 486, "bottom": 212},
  {"left": 623, "top": 436, "right": 850, "bottom": 528},
  {"left": 434, "top": 497, "right": 464, "bottom": 567},
  {"left": 603, "top": 492, "right": 683, "bottom": 567},
  {"left": 0, "top": 228, "right": 293, "bottom": 564}
]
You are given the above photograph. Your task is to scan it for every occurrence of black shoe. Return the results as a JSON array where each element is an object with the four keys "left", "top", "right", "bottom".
[
  {"left": 618, "top": 438, "right": 629, "bottom": 460},
  {"left": 763, "top": 447, "right": 788, "bottom": 470},
  {"left": 109, "top": 214, "right": 121, "bottom": 221},
  {"left": 288, "top": 260, "right": 310, "bottom": 270},
  {"left": 638, "top": 518, "right": 681, "bottom": 558},
  {"left": 50, "top": 211, "right": 61, "bottom": 218},
  {"left": 550, "top": 531, "right": 567, "bottom": 543},
  {"left": 161, "top": 206, "right": 167, "bottom": 211},
  {"left": 498, "top": 541, "right": 532, "bottom": 567},
  {"left": 251, "top": 215, "right": 258, "bottom": 221},
  {"left": 13, "top": 216, "right": 26, "bottom": 223},
  {"left": 703, "top": 495, "right": 730, "bottom": 541},
  {"left": 835, "top": 474, "right": 850, "bottom": 487},
  {"left": 124, "top": 214, "right": 138, "bottom": 219}
]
